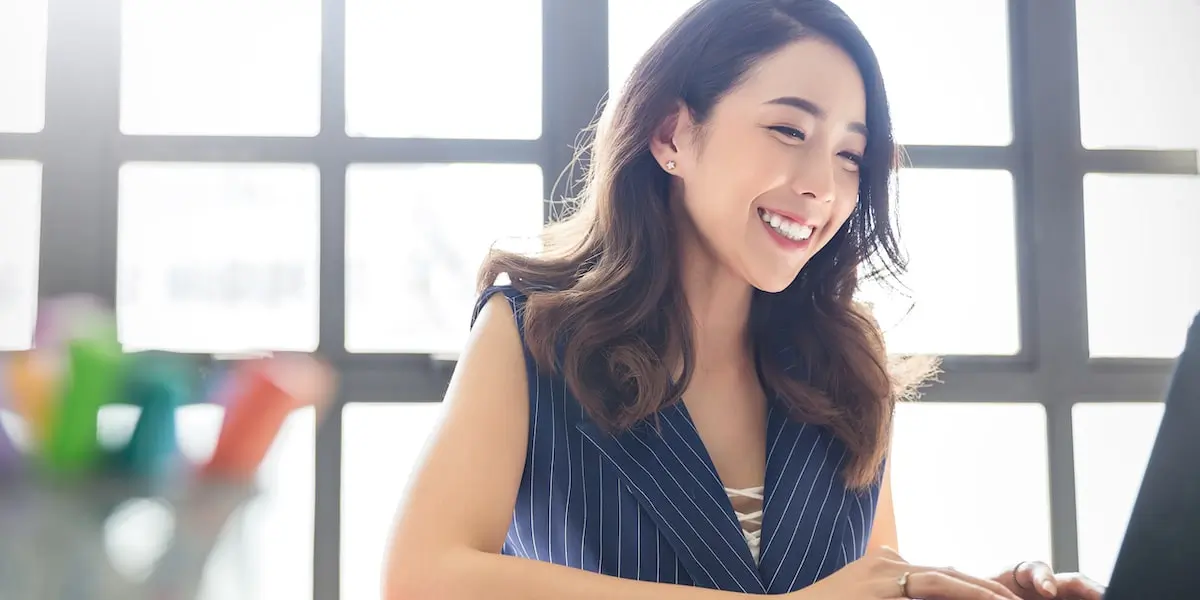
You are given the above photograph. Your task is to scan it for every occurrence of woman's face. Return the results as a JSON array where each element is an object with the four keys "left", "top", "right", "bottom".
[{"left": 655, "top": 37, "right": 869, "bottom": 293}]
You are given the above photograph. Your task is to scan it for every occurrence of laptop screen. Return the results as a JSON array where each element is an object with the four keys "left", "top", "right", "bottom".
[{"left": 1104, "top": 312, "right": 1200, "bottom": 599}]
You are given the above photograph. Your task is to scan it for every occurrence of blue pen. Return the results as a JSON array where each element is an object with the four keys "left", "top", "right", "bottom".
[{"left": 118, "top": 353, "right": 192, "bottom": 483}]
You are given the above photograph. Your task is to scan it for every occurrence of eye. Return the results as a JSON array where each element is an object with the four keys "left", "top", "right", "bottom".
[
  {"left": 840, "top": 151, "right": 863, "bottom": 165},
  {"left": 768, "top": 125, "right": 806, "bottom": 141}
]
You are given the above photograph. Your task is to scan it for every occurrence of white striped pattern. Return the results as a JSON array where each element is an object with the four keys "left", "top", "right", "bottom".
[{"left": 474, "top": 286, "right": 883, "bottom": 593}]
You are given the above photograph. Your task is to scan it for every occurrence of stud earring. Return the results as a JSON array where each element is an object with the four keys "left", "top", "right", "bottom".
[{"left": 665, "top": 160, "right": 677, "bottom": 171}]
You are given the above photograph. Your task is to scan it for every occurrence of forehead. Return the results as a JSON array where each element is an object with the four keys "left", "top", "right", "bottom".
[{"left": 728, "top": 36, "right": 867, "bottom": 122}]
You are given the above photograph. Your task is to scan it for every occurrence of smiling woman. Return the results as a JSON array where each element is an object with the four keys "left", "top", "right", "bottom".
[{"left": 378, "top": 1, "right": 1079, "bottom": 599}]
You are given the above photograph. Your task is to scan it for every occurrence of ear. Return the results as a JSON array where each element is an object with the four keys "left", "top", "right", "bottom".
[{"left": 649, "top": 101, "right": 692, "bottom": 174}]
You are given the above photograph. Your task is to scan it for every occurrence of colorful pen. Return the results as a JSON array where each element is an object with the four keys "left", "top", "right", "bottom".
[
  {"left": 6, "top": 352, "right": 56, "bottom": 448},
  {"left": 202, "top": 354, "right": 334, "bottom": 481},
  {"left": 43, "top": 319, "right": 124, "bottom": 476},
  {"left": 117, "top": 353, "right": 193, "bottom": 482}
]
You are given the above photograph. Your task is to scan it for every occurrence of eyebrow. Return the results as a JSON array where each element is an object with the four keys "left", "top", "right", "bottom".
[{"left": 765, "top": 95, "right": 869, "bottom": 138}]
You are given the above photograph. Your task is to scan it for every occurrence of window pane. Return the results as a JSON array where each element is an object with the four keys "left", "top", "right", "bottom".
[
  {"left": 341, "top": 403, "right": 445, "bottom": 600},
  {"left": 0, "top": 161, "right": 41, "bottom": 351},
  {"left": 834, "top": 0, "right": 1011, "bottom": 146},
  {"left": 1077, "top": 1, "right": 1200, "bottom": 150},
  {"left": 607, "top": 0, "right": 698, "bottom": 95},
  {"left": 0, "top": 0, "right": 47, "bottom": 133},
  {"left": 1073, "top": 403, "right": 1164, "bottom": 585},
  {"left": 608, "top": 0, "right": 1011, "bottom": 145},
  {"left": 858, "top": 169, "right": 1020, "bottom": 355},
  {"left": 121, "top": 0, "right": 321, "bottom": 136},
  {"left": 1085, "top": 174, "right": 1200, "bottom": 358},
  {"left": 117, "top": 163, "right": 320, "bottom": 353},
  {"left": 891, "top": 403, "right": 1051, "bottom": 574},
  {"left": 345, "top": 163, "right": 544, "bottom": 354},
  {"left": 345, "top": 0, "right": 541, "bottom": 139}
]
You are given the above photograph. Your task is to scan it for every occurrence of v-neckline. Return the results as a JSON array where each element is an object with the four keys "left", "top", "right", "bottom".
[
  {"left": 577, "top": 383, "right": 850, "bottom": 592},
  {"left": 674, "top": 399, "right": 775, "bottom": 560}
]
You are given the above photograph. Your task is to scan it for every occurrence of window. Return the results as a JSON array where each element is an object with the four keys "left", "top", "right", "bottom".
[
  {"left": 340, "top": 403, "right": 446, "bottom": 600},
  {"left": 345, "top": 0, "right": 542, "bottom": 139},
  {"left": 890, "top": 403, "right": 1052, "bottom": 575},
  {"left": 833, "top": 0, "right": 1011, "bottom": 146},
  {"left": 17, "top": 1, "right": 1189, "bottom": 596},
  {"left": 116, "top": 163, "right": 321, "bottom": 353},
  {"left": 857, "top": 169, "right": 1021, "bottom": 356},
  {"left": 607, "top": 0, "right": 698, "bottom": 95},
  {"left": 0, "top": 0, "right": 48, "bottom": 133},
  {"left": 1073, "top": 403, "right": 1164, "bottom": 585},
  {"left": 120, "top": 0, "right": 322, "bottom": 136},
  {"left": 609, "top": 0, "right": 1012, "bottom": 145},
  {"left": 0, "top": 161, "right": 42, "bottom": 351},
  {"left": 1084, "top": 174, "right": 1200, "bottom": 358},
  {"left": 344, "top": 163, "right": 544, "bottom": 354},
  {"left": 1076, "top": 0, "right": 1200, "bottom": 150}
]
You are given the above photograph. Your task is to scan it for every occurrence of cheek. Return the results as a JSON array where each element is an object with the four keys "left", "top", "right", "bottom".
[
  {"left": 687, "top": 151, "right": 773, "bottom": 220},
  {"left": 827, "top": 191, "right": 861, "bottom": 232}
]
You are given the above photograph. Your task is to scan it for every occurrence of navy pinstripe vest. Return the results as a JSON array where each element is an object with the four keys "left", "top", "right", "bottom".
[{"left": 472, "top": 285, "right": 882, "bottom": 594}]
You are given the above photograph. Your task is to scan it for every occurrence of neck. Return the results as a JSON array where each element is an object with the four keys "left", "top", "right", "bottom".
[{"left": 676, "top": 220, "right": 755, "bottom": 375}]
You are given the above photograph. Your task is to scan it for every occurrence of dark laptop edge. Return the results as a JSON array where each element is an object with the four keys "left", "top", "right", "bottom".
[{"left": 1104, "top": 311, "right": 1200, "bottom": 599}]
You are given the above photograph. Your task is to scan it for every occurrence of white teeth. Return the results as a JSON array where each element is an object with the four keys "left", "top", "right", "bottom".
[{"left": 758, "top": 208, "right": 814, "bottom": 242}]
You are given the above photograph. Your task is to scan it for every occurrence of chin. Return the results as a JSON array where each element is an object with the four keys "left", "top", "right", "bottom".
[{"left": 744, "top": 269, "right": 800, "bottom": 294}]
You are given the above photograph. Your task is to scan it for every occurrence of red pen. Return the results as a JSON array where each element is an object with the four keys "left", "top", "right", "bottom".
[{"left": 202, "top": 354, "right": 334, "bottom": 481}]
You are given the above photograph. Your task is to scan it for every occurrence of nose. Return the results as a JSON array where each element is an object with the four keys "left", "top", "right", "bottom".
[{"left": 788, "top": 150, "right": 836, "bottom": 203}]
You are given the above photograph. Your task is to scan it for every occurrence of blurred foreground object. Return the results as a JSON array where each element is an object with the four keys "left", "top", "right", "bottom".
[{"left": 0, "top": 295, "right": 336, "bottom": 599}]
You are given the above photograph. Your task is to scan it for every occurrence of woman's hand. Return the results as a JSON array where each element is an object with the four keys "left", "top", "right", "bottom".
[
  {"left": 794, "top": 546, "right": 1022, "bottom": 599},
  {"left": 992, "top": 561, "right": 1106, "bottom": 600}
]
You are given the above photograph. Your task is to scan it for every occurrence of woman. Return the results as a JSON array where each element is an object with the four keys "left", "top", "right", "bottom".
[{"left": 385, "top": 1, "right": 1105, "bottom": 598}]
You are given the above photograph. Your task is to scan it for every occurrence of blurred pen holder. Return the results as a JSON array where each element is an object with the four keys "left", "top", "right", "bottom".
[{"left": 0, "top": 476, "right": 259, "bottom": 600}]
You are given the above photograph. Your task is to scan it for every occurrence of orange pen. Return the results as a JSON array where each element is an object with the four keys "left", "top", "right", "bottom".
[{"left": 5, "top": 352, "right": 57, "bottom": 447}]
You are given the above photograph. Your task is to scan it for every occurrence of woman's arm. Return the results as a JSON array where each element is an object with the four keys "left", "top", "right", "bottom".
[
  {"left": 383, "top": 294, "right": 754, "bottom": 600},
  {"left": 866, "top": 454, "right": 900, "bottom": 552}
]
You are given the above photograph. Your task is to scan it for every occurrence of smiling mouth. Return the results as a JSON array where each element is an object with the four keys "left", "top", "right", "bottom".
[{"left": 757, "top": 207, "right": 814, "bottom": 242}]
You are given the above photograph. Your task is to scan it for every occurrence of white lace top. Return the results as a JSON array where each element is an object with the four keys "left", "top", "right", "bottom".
[{"left": 724, "top": 485, "right": 765, "bottom": 564}]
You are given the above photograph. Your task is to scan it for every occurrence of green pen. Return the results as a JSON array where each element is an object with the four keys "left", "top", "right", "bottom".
[{"left": 43, "top": 319, "right": 124, "bottom": 477}]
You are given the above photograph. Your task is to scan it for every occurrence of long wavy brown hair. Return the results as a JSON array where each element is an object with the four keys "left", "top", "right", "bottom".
[{"left": 479, "top": 0, "right": 938, "bottom": 490}]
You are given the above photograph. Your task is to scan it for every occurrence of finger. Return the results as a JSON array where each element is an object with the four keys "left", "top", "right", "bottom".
[
  {"left": 896, "top": 570, "right": 1017, "bottom": 600},
  {"left": 1053, "top": 572, "right": 1107, "bottom": 600},
  {"left": 938, "top": 567, "right": 1024, "bottom": 600},
  {"left": 1014, "top": 561, "right": 1058, "bottom": 597},
  {"left": 883, "top": 566, "right": 1022, "bottom": 600}
]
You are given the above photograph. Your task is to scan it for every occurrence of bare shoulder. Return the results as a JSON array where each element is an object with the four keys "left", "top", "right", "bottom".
[
  {"left": 386, "top": 290, "right": 531, "bottom": 574},
  {"left": 457, "top": 291, "right": 526, "bottom": 388}
]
